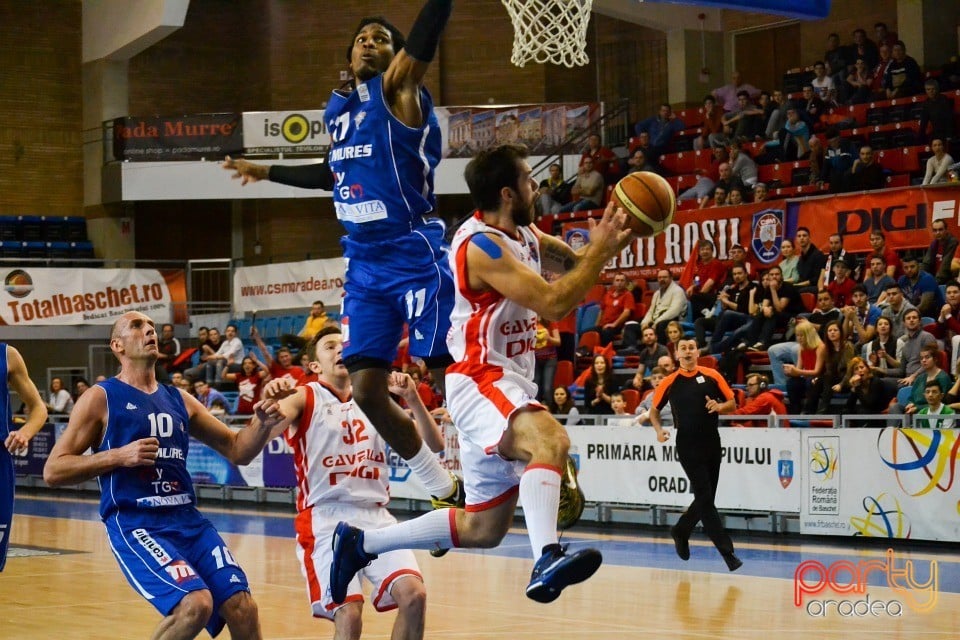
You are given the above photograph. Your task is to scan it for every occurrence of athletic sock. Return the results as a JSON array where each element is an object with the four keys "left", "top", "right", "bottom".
[
  {"left": 363, "top": 508, "right": 457, "bottom": 555},
  {"left": 519, "top": 465, "right": 561, "bottom": 559},
  {"left": 406, "top": 442, "right": 455, "bottom": 497}
]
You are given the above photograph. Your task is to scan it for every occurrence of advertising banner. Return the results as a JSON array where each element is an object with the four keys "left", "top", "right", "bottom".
[
  {"left": 9, "top": 423, "right": 56, "bottom": 476},
  {"left": 800, "top": 428, "right": 960, "bottom": 542},
  {"left": 112, "top": 114, "right": 242, "bottom": 161},
  {"left": 233, "top": 258, "right": 346, "bottom": 313},
  {"left": 241, "top": 110, "right": 330, "bottom": 155},
  {"left": 568, "top": 426, "right": 801, "bottom": 511},
  {"left": 0, "top": 267, "right": 183, "bottom": 325}
]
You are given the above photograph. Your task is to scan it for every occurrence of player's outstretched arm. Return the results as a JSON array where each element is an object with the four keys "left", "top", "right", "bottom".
[
  {"left": 388, "top": 371, "right": 444, "bottom": 452},
  {"left": 223, "top": 155, "right": 334, "bottom": 191},
  {"left": 179, "top": 388, "right": 276, "bottom": 465},
  {"left": 4, "top": 345, "right": 47, "bottom": 454},
  {"left": 44, "top": 387, "right": 157, "bottom": 486}
]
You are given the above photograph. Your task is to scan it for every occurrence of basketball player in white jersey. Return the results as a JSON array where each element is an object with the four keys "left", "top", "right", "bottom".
[
  {"left": 330, "top": 144, "right": 633, "bottom": 604},
  {"left": 252, "top": 326, "right": 443, "bottom": 639}
]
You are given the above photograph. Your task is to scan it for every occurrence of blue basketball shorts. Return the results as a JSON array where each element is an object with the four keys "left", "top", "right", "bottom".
[
  {"left": 104, "top": 508, "right": 250, "bottom": 637},
  {"left": 340, "top": 222, "right": 455, "bottom": 364},
  {"left": 0, "top": 448, "right": 12, "bottom": 572}
]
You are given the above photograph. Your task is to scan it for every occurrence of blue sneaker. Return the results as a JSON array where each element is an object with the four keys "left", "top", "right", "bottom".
[
  {"left": 329, "top": 521, "right": 377, "bottom": 604},
  {"left": 525, "top": 543, "right": 602, "bottom": 603}
]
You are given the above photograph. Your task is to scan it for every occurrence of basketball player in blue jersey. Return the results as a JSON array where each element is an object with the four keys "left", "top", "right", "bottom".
[
  {"left": 1, "top": 344, "right": 48, "bottom": 572},
  {"left": 223, "top": 0, "right": 463, "bottom": 518},
  {"left": 44, "top": 312, "right": 282, "bottom": 639}
]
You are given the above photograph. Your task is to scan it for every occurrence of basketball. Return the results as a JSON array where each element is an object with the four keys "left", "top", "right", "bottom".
[{"left": 609, "top": 171, "right": 676, "bottom": 237}]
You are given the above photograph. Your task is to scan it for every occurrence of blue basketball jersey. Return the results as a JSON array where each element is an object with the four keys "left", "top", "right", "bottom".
[
  {"left": 95, "top": 378, "right": 196, "bottom": 520},
  {"left": 324, "top": 75, "right": 442, "bottom": 245},
  {"left": 0, "top": 343, "right": 12, "bottom": 571}
]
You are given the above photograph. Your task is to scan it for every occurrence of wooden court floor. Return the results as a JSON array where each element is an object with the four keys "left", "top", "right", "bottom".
[{"left": 2, "top": 494, "right": 958, "bottom": 639}]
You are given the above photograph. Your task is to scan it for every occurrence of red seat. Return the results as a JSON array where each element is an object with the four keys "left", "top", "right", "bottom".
[
  {"left": 621, "top": 388, "right": 641, "bottom": 413},
  {"left": 698, "top": 355, "right": 718, "bottom": 369},
  {"left": 692, "top": 149, "right": 713, "bottom": 173},
  {"left": 801, "top": 292, "right": 816, "bottom": 312},
  {"left": 659, "top": 152, "right": 698, "bottom": 175},
  {"left": 676, "top": 108, "right": 704, "bottom": 128},
  {"left": 585, "top": 284, "right": 606, "bottom": 305},
  {"left": 885, "top": 174, "right": 910, "bottom": 188},
  {"left": 554, "top": 360, "right": 574, "bottom": 390}
]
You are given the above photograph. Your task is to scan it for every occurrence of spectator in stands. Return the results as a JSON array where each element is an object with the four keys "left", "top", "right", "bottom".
[
  {"left": 625, "top": 148, "right": 659, "bottom": 176},
  {"left": 844, "top": 58, "right": 874, "bottom": 104},
  {"left": 934, "top": 280, "right": 960, "bottom": 343},
  {"left": 807, "top": 289, "right": 843, "bottom": 334},
  {"left": 657, "top": 353, "right": 676, "bottom": 374},
  {"left": 679, "top": 144, "right": 728, "bottom": 202},
  {"left": 923, "top": 139, "right": 955, "bottom": 186},
  {"left": 847, "top": 29, "right": 879, "bottom": 75},
  {"left": 880, "top": 283, "right": 916, "bottom": 337},
  {"left": 753, "top": 182, "right": 769, "bottom": 203},
  {"left": 156, "top": 323, "right": 181, "bottom": 373},
  {"left": 720, "top": 91, "right": 765, "bottom": 142},
  {"left": 559, "top": 157, "right": 604, "bottom": 212},
  {"left": 817, "top": 128, "right": 855, "bottom": 191},
  {"left": 534, "top": 320, "right": 560, "bottom": 402},
  {"left": 727, "top": 139, "right": 758, "bottom": 188},
  {"left": 548, "top": 386, "right": 580, "bottom": 426},
  {"left": 583, "top": 354, "right": 614, "bottom": 415},
  {"left": 408, "top": 368, "right": 442, "bottom": 412},
  {"left": 874, "top": 22, "right": 898, "bottom": 50},
  {"left": 823, "top": 35, "right": 850, "bottom": 95},
  {"left": 779, "top": 239, "right": 800, "bottom": 284},
  {"left": 742, "top": 265, "right": 805, "bottom": 351},
  {"left": 697, "top": 162, "right": 742, "bottom": 209},
  {"left": 916, "top": 381, "right": 956, "bottom": 428},
  {"left": 783, "top": 321, "right": 827, "bottom": 414},
  {"left": 251, "top": 325, "right": 306, "bottom": 385},
  {"left": 866, "top": 316, "right": 900, "bottom": 376},
  {"left": 725, "top": 244, "right": 755, "bottom": 278},
  {"left": 606, "top": 393, "right": 635, "bottom": 427},
  {"left": 697, "top": 95, "right": 725, "bottom": 151},
  {"left": 843, "top": 284, "right": 881, "bottom": 348},
  {"left": 895, "top": 344, "right": 951, "bottom": 414},
  {"left": 923, "top": 219, "right": 959, "bottom": 284},
  {"left": 795, "top": 227, "right": 826, "bottom": 293},
  {"left": 867, "top": 229, "right": 902, "bottom": 280},
  {"left": 629, "top": 326, "right": 669, "bottom": 378},
  {"left": 634, "top": 103, "right": 685, "bottom": 159},
  {"left": 819, "top": 234, "right": 853, "bottom": 290},
  {"left": 664, "top": 321, "right": 684, "bottom": 362},
  {"left": 73, "top": 378, "right": 90, "bottom": 400},
  {"left": 884, "top": 41, "right": 923, "bottom": 99},
  {"left": 816, "top": 320, "right": 856, "bottom": 413},
  {"left": 811, "top": 61, "right": 836, "bottom": 101},
  {"left": 896, "top": 310, "right": 938, "bottom": 385},
  {"left": 843, "top": 145, "right": 885, "bottom": 192},
  {"left": 713, "top": 70, "right": 760, "bottom": 113},
  {"left": 46, "top": 377, "right": 74, "bottom": 416},
  {"left": 900, "top": 254, "right": 945, "bottom": 316},
  {"left": 636, "top": 269, "right": 688, "bottom": 345},
  {"left": 580, "top": 133, "right": 620, "bottom": 184},
  {"left": 593, "top": 272, "right": 635, "bottom": 346},
  {"left": 798, "top": 86, "right": 826, "bottom": 130},
  {"left": 841, "top": 357, "right": 892, "bottom": 425},
  {"left": 765, "top": 90, "right": 789, "bottom": 141},
  {"left": 779, "top": 106, "right": 811, "bottom": 161},
  {"left": 682, "top": 240, "right": 727, "bottom": 320},
  {"left": 730, "top": 373, "right": 788, "bottom": 427},
  {"left": 192, "top": 379, "right": 228, "bottom": 411},
  {"left": 184, "top": 326, "right": 221, "bottom": 381},
  {"left": 704, "top": 264, "right": 758, "bottom": 355},
  {"left": 621, "top": 368, "right": 646, "bottom": 394},
  {"left": 223, "top": 356, "right": 267, "bottom": 415},
  {"left": 280, "top": 301, "right": 332, "bottom": 352},
  {"left": 634, "top": 367, "right": 673, "bottom": 427},
  {"left": 826, "top": 256, "right": 857, "bottom": 307},
  {"left": 870, "top": 43, "right": 893, "bottom": 98},
  {"left": 195, "top": 326, "right": 210, "bottom": 350},
  {"left": 538, "top": 163, "right": 572, "bottom": 215},
  {"left": 710, "top": 186, "right": 729, "bottom": 207}
]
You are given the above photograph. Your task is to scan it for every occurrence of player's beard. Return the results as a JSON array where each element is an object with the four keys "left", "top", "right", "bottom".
[{"left": 511, "top": 198, "right": 535, "bottom": 226}]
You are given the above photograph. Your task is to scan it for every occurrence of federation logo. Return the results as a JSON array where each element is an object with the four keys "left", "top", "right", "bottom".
[
  {"left": 4, "top": 269, "right": 33, "bottom": 299},
  {"left": 751, "top": 209, "right": 784, "bottom": 264}
]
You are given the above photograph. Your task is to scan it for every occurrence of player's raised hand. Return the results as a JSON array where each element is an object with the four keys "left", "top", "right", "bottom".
[
  {"left": 387, "top": 371, "right": 417, "bottom": 400},
  {"left": 117, "top": 437, "right": 160, "bottom": 467},
  {"left": 262, "top": 378, "right": 298, "bottom": 401},
  {"left": 223, "top": 155, "right": 269, "bottom": 186},
  {"left": 588, "top": 201, "right": 633, "bottom": 256},
  {"left": 253, "top": 397, "right": 286, "bottom": 429}
]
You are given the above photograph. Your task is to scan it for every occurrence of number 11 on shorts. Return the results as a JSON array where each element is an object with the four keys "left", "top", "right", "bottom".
[{"left": 405, "top": 288, "right": 426, "bottom": 319}]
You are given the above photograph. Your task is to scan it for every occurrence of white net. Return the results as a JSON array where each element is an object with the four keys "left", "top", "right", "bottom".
[{"left": 501, "top": 0, "right": 593, "bottom": 68}]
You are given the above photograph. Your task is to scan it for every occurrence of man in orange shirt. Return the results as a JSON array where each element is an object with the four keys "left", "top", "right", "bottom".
[{"left": 593, "top": 272, "right": 636, "bottom": 346}]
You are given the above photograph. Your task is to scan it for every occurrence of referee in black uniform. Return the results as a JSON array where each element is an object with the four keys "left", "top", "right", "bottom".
[{"left": 650, "top": 337, "right": 742, "bottom": 571}]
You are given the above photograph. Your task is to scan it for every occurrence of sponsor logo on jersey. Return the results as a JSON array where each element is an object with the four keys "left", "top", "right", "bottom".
[
  {"left": 132, "top": 528, "right": 173, "bottom": 565},
  {"left": 230, "top": 574, "right": 241, "bottom": 584},
  {"left": 126, "top": 402, "right": 138, "bottom": 410},
  {"left": 329, "top": 143, "right": 373, "bottom": 162},
  {"left": 164, "top": 560, "right": 197, "bottom": 583},
  {"left": 335, "top": 200, "right": 388, "bottom": 224},
  {"left": 357, "top": 84, "right": 370, "bottom": 102},
  {"left": 136, "top": 494, "right": 193, "bottom": 508}
]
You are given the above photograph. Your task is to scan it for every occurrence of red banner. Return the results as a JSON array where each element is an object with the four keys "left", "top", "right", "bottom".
[{"left": 792, "top": 185, "right": 960, "bottom": 253}]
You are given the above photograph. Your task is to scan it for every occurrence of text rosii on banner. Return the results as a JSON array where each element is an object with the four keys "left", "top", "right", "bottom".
[
  {"left": 233, "top": 258, "right": 346, "bottom": 313},
  {"left": 559, "top": 200, "right": 784, "bottom": 281},
  {"left": 0, "top": 267, "right": 180, "bottom": 325},
  {"left": 791, "top": 185, "right": 960, "bottom": 251}
]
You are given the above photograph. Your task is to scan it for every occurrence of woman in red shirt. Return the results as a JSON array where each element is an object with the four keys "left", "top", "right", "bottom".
[{"left": 224, "top": 356, "right": 267, "bottom": 415}]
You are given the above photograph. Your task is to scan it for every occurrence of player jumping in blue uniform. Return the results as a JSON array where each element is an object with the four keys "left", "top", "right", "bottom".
[
  {"left": 1, "top": 343, "right": 48, "bottom": 572},
  {"left": 223, "top": 0, "right": 463, "bottom": 517},
  {"left": 44, "top": 312, "right": 283, "bottom": 639}
]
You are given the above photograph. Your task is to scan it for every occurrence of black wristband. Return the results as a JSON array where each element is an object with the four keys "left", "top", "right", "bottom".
[
  {"left": 268, "top": 161, "right": 334, "bottom": 191},
  {"left": 405, "top": 0, "right": 453, "bottom": 63}
]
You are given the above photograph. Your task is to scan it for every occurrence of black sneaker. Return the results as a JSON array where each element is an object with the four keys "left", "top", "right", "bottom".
[
  {"left": 670, "top": 525, "right": 690, "bottom": 561},
  {"left": 723, "top": 552, "right": 743, "bottom": 572},
  {"left": 329, "top": 521, "right": 376, "bottom": 604},
  {"left": 525, "top": 543, "right": 603, "bottom": 603}
]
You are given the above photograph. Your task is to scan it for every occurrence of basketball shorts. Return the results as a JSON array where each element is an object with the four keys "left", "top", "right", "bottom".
[
  {"left": 446, "top": 370, "right": 545, "bottom": 509},
  {"left": 295, "top": 502, "right": 421, "bottom": 619},
  {"left": 340, "top": 222, "right": 455, "bottom": 364},
  {"left": 0, "top": 448, "right": 13, "bottom": 572},
  {"left": 104, "top": 508, "right": 250, "bottom": 637}
]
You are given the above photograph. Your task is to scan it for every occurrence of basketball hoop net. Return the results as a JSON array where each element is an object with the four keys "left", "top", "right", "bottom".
[{"left": 501, "top": 0, "right": 593, "bottom": 68}]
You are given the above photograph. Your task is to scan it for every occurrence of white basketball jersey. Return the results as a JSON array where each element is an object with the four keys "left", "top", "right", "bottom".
[
  {"left": 446, "top": 212, "right": 542, "bottom": 381},
  {"left": 286, "top": 381, "right": 390, "bottom": 511}
]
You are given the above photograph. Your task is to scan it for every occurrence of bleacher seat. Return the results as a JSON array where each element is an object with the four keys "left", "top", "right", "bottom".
[
  {"left": 259, "top": 316, "right": 281, "bottom": 340},
  {"left": 71, "top": 241, "right": 95, "bottom": 260},
  {"left": 18, "top": 216, "right": 43, "bottom": 241},
  {"left": 43, "top": 216, "right": 70, "bottom": 241},
  {"left": 659, "top": 152, "right": 698, "bottom": 175},
  {"left": 0, "top": 216, "right": 18, "bottom": 241},
  {"left": 622, "top": 388, "right": 641, "bottom": 413},
  {"left": 278, "top": 315, "right": 299, "bottom": 337},
  {"left": 554, "top": 360, "right": 574, "bottom": 390},
  {"left": 577, "top": 303, "right": 601, "bottom": 337},
  {"left": 46, "top": 241, "right": 72, "bottom": 261},
  {"left": 585, "top": 284, "right": 606, "bottom": 305},
  {"left": 66, "top": 217, "right": 87, "bottom": 241},
  {"left": 22, "top": 241, "right": 46, "bottom": 258},
  {"left": 220, "top": 391, "right": 240, "bottom": 414},
  {"left": 0, "top": 241, "right": 21, "bottom": 258}
]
